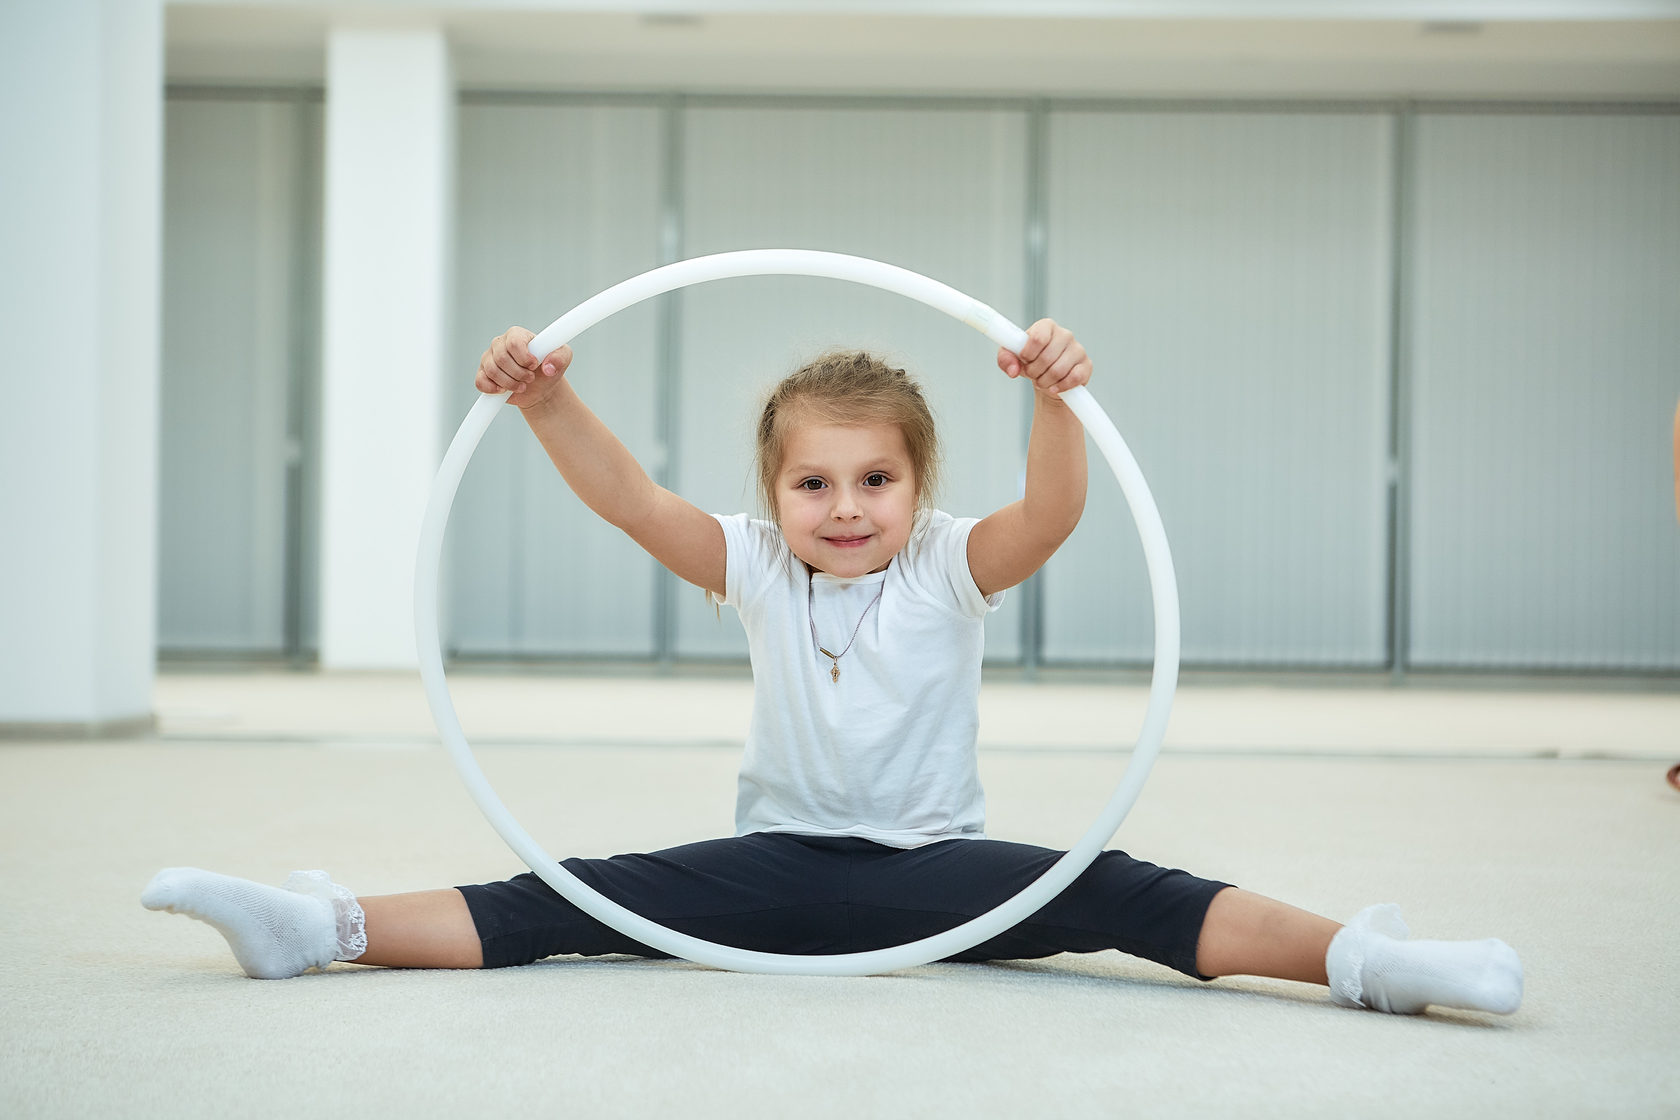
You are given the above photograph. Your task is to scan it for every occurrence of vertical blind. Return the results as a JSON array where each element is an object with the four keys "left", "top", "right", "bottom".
[
  {"left": 159, "top": 97, "right": 318, "bottom": 654},
  {"left": 1041, "top": 110, "right": 1394, "bottom": 667},
  {"left": 1408, "top": 112, "right": 1680, "bottom": 670},
  {"left": 449, "top": 102, "right": 665, "bottom": 658}
]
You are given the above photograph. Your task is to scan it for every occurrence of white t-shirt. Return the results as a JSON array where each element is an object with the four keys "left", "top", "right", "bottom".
[{"left": 713, "top": 509, "right": 1005, "bottom": 849}]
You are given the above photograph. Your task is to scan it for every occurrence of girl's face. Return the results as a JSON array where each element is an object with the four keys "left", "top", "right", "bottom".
[{"left": 775, "top": 418, "right": 918, "bottom": 577}]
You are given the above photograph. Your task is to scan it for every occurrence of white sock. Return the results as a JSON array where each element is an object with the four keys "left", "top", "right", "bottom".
[
  {"left": 142, "top": 868, "right": 367, "bottom": 979},
  {"left": 1326, "top": 904, "right": 1523, "bottom": 1015}
]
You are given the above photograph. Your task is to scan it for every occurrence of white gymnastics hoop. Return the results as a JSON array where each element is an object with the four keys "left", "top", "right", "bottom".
[{"left": 415, "top": 249, "right": 1180, "bottom": 977}]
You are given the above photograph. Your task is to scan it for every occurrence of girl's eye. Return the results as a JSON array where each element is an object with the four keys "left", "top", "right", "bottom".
[
  {"left": 864, "top": 473, "right": 888, "bottom": 487},
  {"left": 800, "top": 478, "right": 825, "bottom": 491}
]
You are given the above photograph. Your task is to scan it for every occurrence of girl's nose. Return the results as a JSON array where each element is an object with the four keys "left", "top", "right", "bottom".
[{"left": 832, "top": 487, "right": 862, "bottom": 519}]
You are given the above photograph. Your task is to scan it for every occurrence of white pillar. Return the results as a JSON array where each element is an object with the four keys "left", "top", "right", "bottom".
[
  {"left": 318, "top": 27, "right": 455, "bottom": 669},
  {"left": 0, "top": 0, "right": 162, "bottom": 734}
]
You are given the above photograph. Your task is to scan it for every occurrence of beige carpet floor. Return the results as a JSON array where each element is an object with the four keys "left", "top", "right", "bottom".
[{"left": 2, "top": 671, "right": 1677, "bottom": 1118}]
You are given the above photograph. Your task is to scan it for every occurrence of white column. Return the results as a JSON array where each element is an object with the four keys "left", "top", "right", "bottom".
[
  {"left": 0, "top": 0, "right": 162, "bottom": 733},
  {"left": 318, "top": 27, "right": 455, "bottom": 669}
]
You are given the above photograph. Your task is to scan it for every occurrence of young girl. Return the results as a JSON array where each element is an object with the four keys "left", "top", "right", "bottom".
[{"left": 145, "top": 321, "right": 1523, "bottom": 1016}]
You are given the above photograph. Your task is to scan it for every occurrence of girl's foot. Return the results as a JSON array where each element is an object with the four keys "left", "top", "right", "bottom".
[
  {"left": 142, "top": 867, "right": 365, "bottom": 979},
  {"left": 1326, "top": 904, "right": 1523, "bottom": 1015}
]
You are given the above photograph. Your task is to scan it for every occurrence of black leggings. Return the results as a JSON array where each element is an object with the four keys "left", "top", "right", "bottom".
[{"left": 457, "top": 833, "right": 1232, "bottom": 979}]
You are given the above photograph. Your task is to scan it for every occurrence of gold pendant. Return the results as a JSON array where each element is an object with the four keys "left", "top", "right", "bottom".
[{"left": 830, "top": 663, "right": 841, "bottom": 684}]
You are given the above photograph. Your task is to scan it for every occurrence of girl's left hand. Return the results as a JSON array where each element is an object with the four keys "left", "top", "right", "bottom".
[{"left": 997, "top": 319, "right": 1091, "bottom": 399}]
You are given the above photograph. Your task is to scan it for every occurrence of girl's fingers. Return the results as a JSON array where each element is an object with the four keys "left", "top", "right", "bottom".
[
  {"left": 497, "top": 362, "right": 530, "bottom": 387},
  {"left": 1047, "top": 343, "right": 1086, "bottom": 388},
  {"left": 1028, "top": 321, "right": 1067, "bottom": 363},
  {"left": 475, "top": 350, "right": 495, "bottom": 390},
  {"left": 1052, "top": 357, "right": 1092, "bottom": 395},
  {"left": 1018, "top": 320, "right": 1054, "bottom": 365},
  {"left": 480, "top": 345, "right": 525, "bottom": 393},
  {"left": 477, "top": 329, "right": 550, "bottom": 396},
  {"left": 1000, "top": 321, "right": 1089, "bottom": 396},
  {"left": 1023, "top": 333, "right": 1069, "bottom": 385},
  {"left": 493, "top": 339, "right": 536, "bottom": 385},
  {"left": 507, "top": 333, "right": 538, "bottom": 371},
  {"left": 484, "top": 363, "right": 522, "bottom": 393},
  {"left": 1033, "top": 342, "right": 1090, "bottom": 397}
]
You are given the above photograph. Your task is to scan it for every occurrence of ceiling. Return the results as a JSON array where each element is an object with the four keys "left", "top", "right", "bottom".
[{"left": 164, "top": 4, "right": 1680, "bottom": 99}]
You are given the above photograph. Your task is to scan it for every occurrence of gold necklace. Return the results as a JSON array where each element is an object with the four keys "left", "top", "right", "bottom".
[{"left": 807, "top": 578, "right": 884, "bottom": 684}]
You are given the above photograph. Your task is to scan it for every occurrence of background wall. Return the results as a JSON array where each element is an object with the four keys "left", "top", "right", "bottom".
[
  {"left": 7, "top": 2, "right": 1675, "bottom": 736},
  {"left": 157, "top": 89, "right": 1680, "bottom": 673},
  {"left": 147, "top": 1, "right": 1680, "bottom": 680}
]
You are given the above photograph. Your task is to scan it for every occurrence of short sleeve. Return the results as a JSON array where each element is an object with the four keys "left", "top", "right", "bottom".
[
  {"left": 904, "top": 510, "right": 1005, "bottom": 619},
  {"left": 712, "top": 512, "right": 787, "bottom": 615}
]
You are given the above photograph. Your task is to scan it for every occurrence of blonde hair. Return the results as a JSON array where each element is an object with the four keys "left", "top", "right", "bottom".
[{"left": 754, "top": 350, "right": 942, "bottom": 527}]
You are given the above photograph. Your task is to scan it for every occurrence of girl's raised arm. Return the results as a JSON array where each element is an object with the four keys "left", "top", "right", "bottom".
[
  {"left": 966, "top": 319, "right": 1090, "bottom": 599},
  {"left": 477, "top": 327, "right": 725, "bottom": 598}
]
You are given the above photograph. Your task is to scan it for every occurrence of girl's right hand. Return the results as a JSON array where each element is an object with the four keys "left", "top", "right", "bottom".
[{"left": 475, "top": 327, "right": 573, "bottom": 410}]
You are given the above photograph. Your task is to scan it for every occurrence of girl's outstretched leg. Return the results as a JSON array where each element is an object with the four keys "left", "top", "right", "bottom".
[
  {"left": 1194, "top": 887, "right": 1338, "bottom": 985},
  {"left": 1195, "top": 887, "right": 1523, "bottom": 1015},
  {"left": 356, "top": 890, "right": 482, "bottom": 969}
]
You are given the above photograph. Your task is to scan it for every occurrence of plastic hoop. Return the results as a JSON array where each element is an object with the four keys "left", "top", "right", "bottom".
[{"left": 415, "top": 250, "right": 1180, "bottom": 976}]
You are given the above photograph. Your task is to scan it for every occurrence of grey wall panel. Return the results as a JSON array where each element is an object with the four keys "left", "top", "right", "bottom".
[
  {"left": 1042, "top": 110, "right": 1394, "bottom": 666},
  {"left": 159, "top": 99, "right": 305, "bottom": 652},
  {"left": 1409, "top": 113, "right": 1680, "bottom": 670},
  {"left": 450, "top": 102, "right": 664, "bottom": 657},
  {"left": 673, "top": 104, "right": 1031, "bottom": 662},
  {"left": 293, "top": 101, "right": 324, "bottom": 657}
]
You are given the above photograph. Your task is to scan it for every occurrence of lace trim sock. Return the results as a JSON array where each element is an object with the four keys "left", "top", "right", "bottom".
[
  {"left": 142, "top": 867, "right": 365, "bottom": 979},
  {"left": 1326, "top": 903, "right": 1524, "bottom": 1015},
  {"left": 283, "top": 870, "right": 368, "bottom": 961}
]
